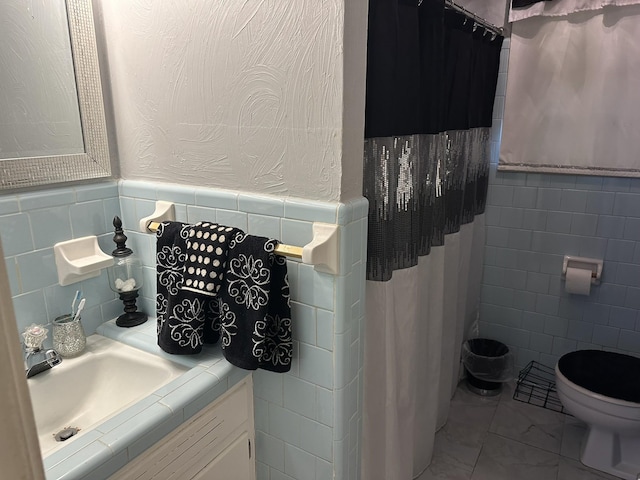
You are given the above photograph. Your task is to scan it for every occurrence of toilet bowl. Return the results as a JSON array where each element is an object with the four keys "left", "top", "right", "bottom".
[{"left": 556, "top": 350, "right": 640, "bottom": 480}]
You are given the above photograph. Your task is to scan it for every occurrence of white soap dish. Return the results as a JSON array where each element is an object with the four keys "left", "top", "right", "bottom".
[{"left": 54, "top": 236, "right": 114, "bottom": 286}]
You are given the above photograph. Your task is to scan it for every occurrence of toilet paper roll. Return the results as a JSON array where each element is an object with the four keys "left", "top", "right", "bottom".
[{"left": 565, "top": 267, "right": 592, "bottom": 295}]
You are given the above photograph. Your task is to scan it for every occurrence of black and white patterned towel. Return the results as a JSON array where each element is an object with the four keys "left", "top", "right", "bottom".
[
  {"left": 156, "top": 221, "right": 292, "bottom": 372},
  {"left": 181, "top": 222, "right": 242, "bottom": 296},
  {"left": 217, "top": 232, "right": 292, "bottom": 372},
  {"left": 156, "top": 221, "right": 219, "bottom": 355}
]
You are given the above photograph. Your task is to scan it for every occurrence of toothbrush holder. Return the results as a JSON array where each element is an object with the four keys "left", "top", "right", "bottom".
[{"left": 52, "top": 314, "right": 86, "bottom": 357}]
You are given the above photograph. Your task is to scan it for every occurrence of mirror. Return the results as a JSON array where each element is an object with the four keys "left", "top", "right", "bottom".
[
  {"left": 0, "top": 0, "right": 110, "bottom": 190},
  {"left": 1, "top": 1, "right": 83, "bottom": 160}
]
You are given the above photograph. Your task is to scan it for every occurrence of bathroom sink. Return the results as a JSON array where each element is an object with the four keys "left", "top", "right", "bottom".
[{"left": 27, "top": 334, "right": 189, "bottom": 456}]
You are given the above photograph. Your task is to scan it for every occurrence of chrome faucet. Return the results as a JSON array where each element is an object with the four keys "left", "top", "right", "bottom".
[{"left": 22, "top": 324, "right": 62, "bottom": 379}]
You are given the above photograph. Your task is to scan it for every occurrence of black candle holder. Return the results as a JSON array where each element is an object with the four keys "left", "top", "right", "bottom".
[
  {"left": 114, "top": 289, "right": 147, "bottom": 328},
  {"left": 107, "top": 216, "right": 148, "bottom": 328}
]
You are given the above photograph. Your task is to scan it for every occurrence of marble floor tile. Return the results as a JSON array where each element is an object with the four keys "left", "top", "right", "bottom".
[
  {"left": 560, "top": 417, "right": 586, "bottom": 461},
  {"left": 416, "top": 451, "right": 473, "bottom": 480},
  {"left": 470, "top": 433, "right": 559, "bottom": 480},
  {"left": 450, "top": 382, "right": 502, "bottom": 407},
  {"left": 496, "top": 380, "right": 516, "bottom": 399},
  {"left": 489, "top": 396, "right": 565, "bottom": 454},
  {"left": 437, "top": 395, "right": 497, "bottom": 471},
  {"left": 557, "top": 457, "right": 620, "bottom": 480},
  {"left": 447, "top": 396, "right": 497, "bottom": 433},
  {"left": 415, "top": 382, "right": 627, "bottom": 480},
  {"left": 432, "top": 422, "right": 486, "bottom": 473}
]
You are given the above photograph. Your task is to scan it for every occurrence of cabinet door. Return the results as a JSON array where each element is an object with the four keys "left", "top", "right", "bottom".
[
  {"left": 109, "top": 376, "right": 255, "bottom": 480},
  {"left": 193, "top": 431, "right": 254, "bottom": 480}
]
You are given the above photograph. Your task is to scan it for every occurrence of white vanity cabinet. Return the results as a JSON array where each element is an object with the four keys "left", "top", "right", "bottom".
[{"left": 110, "top": 376, "right": 255, "bottom": 480}]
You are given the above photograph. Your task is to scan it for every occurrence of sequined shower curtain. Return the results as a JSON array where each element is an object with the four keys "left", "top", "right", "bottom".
[{"left": 361, "top": 1, "right": 503, "bottom": 478}]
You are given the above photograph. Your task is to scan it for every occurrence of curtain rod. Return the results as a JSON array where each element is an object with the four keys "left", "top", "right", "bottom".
[
  {"left": 445, "top": 0, "right": 504, "bottom": 35},
  {"left": 418, "top": 0, "right": 504, "bottom": 36}
]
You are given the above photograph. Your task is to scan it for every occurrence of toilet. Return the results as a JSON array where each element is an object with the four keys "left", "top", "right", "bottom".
[{"left": 556, "top": 350, "right": 640, "bottom": 480}]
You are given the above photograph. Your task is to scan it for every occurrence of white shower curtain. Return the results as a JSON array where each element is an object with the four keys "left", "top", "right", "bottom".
[
  {"left": 362, "top": 219, "right": 485, "bottom": 479},
  {"left": 361, "top": 0, "right": 503, "bottom": 477}
]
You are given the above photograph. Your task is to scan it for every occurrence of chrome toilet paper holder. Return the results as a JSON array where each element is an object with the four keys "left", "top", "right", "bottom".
[{"left": 562, "top": 256, "right": 603, "bottom": 285}]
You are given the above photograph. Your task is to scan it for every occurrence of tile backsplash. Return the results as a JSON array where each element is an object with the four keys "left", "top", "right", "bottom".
[
  {"left": 1, "top": 182, "right": 122, "bottom": 344},
  {"left": 1, "top": 179, "right": 368, "bottom": 480},
  {"left": 119, "top": 179, "right": 367, "bottom": 480}
]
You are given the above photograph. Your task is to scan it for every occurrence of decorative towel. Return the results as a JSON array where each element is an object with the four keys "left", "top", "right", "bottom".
[
  {"left": 218, "top": 232, "right": 292, "bottom": 372},
  {"left": 156, "top": 221, "right": 219, "bottom": 355},
  {"left": 181, "top": 221, "right": 243, "bottom": 345},
  {"left": 181, "top": 222, "right": 242, "bottom": 296},
  {"left": 156, "top": 221, "right": 292, "bottom": 372}
]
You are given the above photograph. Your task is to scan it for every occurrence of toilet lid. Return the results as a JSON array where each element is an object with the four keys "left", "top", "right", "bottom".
[{"left": 558, "top": 350, "right": 640, "bottom": 403}]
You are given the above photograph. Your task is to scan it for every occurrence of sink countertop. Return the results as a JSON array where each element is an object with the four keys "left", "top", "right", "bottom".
[{"left": 42, "top": 318, "right": 248, "bottom": 480}]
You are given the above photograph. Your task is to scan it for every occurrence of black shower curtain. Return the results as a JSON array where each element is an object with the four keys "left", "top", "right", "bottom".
[
  {"left": 363, "top": 0, "right": 503, "bottom": 282},
  {"left": 361, "top": 2, "right": 504, "bottom": 478}
]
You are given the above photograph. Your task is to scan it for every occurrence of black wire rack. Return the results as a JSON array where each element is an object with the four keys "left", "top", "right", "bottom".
[{"left": 512, "top": 361, "right": 566, "bottom": 413}]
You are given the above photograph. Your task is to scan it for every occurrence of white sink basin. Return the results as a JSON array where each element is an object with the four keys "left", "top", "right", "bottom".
[{"left": 27, "top": 335, "right": 189, "bottom": 456}]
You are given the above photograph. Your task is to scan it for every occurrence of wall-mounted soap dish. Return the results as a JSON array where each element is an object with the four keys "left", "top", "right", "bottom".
[{"left": 54, "top": 236, "right": 114, "bottom": 286}]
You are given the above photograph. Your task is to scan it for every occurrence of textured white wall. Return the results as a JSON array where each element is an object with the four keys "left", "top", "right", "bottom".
[
  {"left": 341, "top": 0, "right": 369, "bottom": 201},
  {"left": 99, "top": 0, "right": 367, "bottom": 202}
]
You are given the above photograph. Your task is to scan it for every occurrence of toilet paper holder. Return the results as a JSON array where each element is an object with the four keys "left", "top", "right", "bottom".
[{"left": 562, "top": 256, "right": 603, "bottom": 285}]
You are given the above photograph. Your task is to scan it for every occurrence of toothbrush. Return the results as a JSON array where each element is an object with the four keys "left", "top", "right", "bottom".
[
  {"left": 73, "top": 298, "right": 86, "bottom": 322},
  {"left": 71, "top": 290, "right": 81, "bottom": 316}
]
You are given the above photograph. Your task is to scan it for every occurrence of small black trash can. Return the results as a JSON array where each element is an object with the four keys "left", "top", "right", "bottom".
[{"left": 462, "top": 338, "right": 514, "bottom": 396}]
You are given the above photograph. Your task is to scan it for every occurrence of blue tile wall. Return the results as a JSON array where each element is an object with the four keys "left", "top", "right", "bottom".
[
  {"left": 119, "top": 179, "right": 368, "bottom": 480},
  {"left": 481, "top": 38, "right": 640, "bottom": 369},
  {"left": 0, "top": 182, "right": 121, "bottom": 346},
  {"left": 2, "top": 179, "right": 366, "bottom": 480}
]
